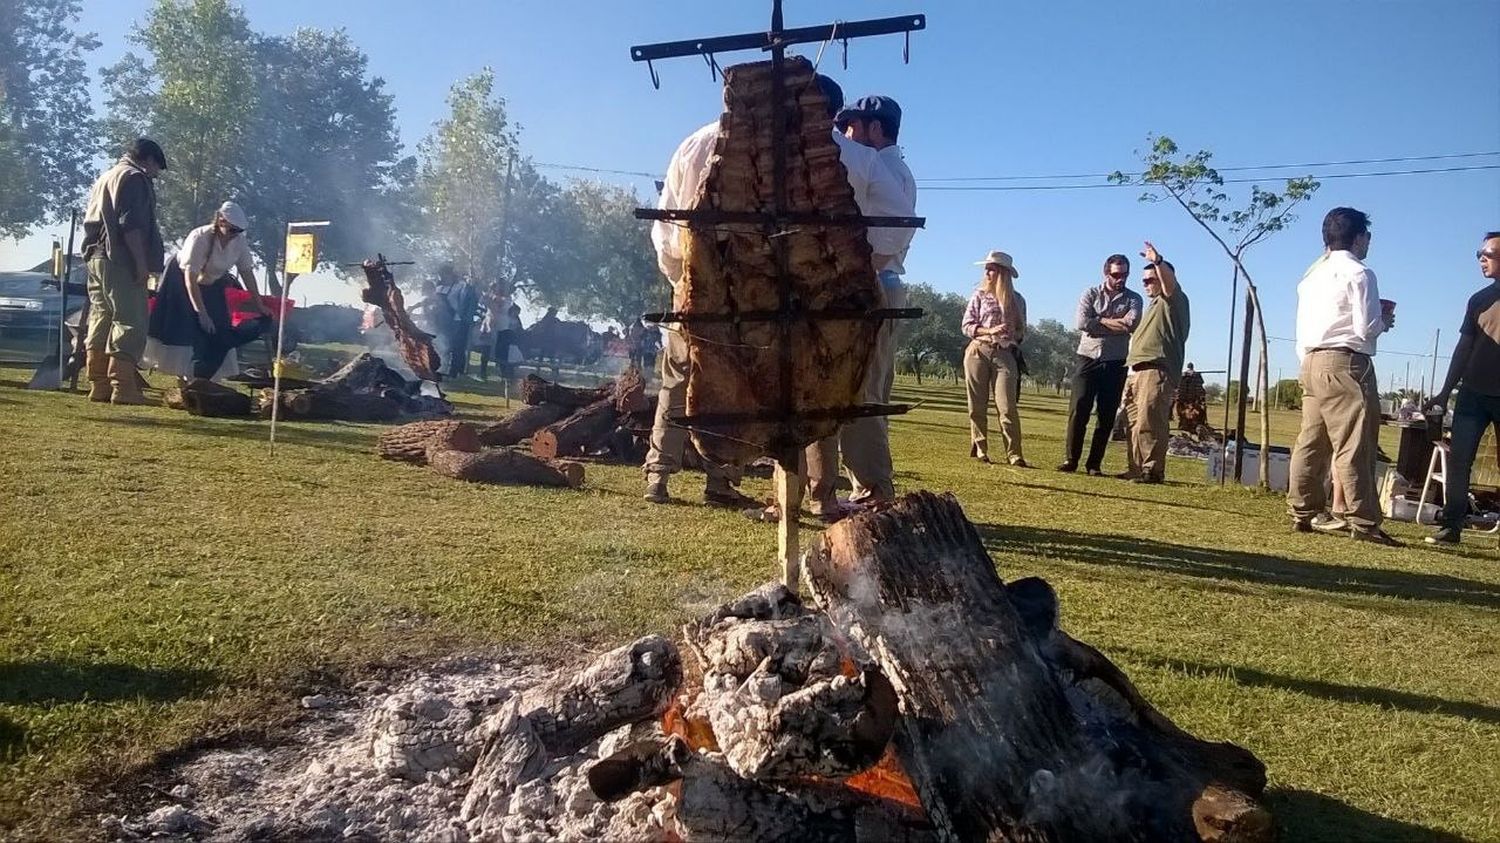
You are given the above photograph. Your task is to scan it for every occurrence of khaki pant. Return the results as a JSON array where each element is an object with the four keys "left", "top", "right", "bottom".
[
  {"left": 840, "top": 275, "right": 906, "bottom": 502},
  {"left": 1126, "top": 365, "right": 1177, "bottom": 479},
  {"left": 642, "top": 329, "right": 739, "bottom": 488},
  {"left": 85, "top": 256, "right": 148, "bottom": 361},
  {"left": 963, "top": 340, "right": 1024, "bottom": 463},
  {"left": 771, "top": 435, "right": 842, "bottom": 517},
  {"left": 1287, "top": 349, "right": 1382, "bottom": 529}
]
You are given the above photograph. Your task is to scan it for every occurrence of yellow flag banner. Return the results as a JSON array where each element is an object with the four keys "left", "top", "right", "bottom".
[{"left": 285, "top": 233, "right": 317, "bottom": 275}]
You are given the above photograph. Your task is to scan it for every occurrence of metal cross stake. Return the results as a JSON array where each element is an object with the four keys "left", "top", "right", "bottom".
[{"left": 630, "top": 1, "right": 927, "bottom": 594}]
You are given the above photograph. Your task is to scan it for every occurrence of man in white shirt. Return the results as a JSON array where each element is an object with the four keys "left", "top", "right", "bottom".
[
  {"left": 832, "top": 95, "right": 919, "bottom": 504},
  {"left": 1288, "top": 207, "right": 1399, "bottom": 545}
]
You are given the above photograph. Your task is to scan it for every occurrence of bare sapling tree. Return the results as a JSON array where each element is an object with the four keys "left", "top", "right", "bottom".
[{"left": 1111, "top": 136, "right": 1318, "bottom": 489}]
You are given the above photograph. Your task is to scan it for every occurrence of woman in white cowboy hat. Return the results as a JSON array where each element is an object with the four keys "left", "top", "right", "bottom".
[
  {"left": 145, "top": 201, "right": 274, "bottom": 381},
  {"left": 960, "top": 250, "right": 1028, "bottom": 466}
]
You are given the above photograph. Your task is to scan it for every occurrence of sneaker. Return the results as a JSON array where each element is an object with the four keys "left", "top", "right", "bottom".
[
  {"left": 1292, "top": 518, "right": 1313, "bottom": 533},
  {"left": 1085, "top": 467, "right": 1105, "bottom": 477},
  {"left": 643, "top": 474, "right": 669, "bottom": 504},
  {"left": 1310, "top": 512, "right": 1348, "bottom": 533},
  {"left": 1351, "top": 527, "right": 1402, "bottom": 547},
  {"left": 1055, "top": 461, "right": 1077, "bottom": 473},
  {"left": 1009, "top": 458, "right": 1029, "bottom": 468},
  {"left": 1424, "top": 525, "right": 1462, "bottom": 545}
]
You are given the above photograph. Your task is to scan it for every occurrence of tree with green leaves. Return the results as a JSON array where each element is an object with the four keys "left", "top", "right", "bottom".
[
  {"left": 1111, "top": 135, "right": 1319, "bottom": 488},
  {"left": 100, "top": 0, "right": 258, "bottom": 239},
  {"left": 1022, "top": 318, "right": 1081, "bottom": 393},
  {"left": 0, "top": 0, "right": 99, "bottom": 238},
  {"left": 896, "top": 283, "right": 967, "bottom": 384},
  {"left": 535, "top": 180, "right": 658, "bottom": 328},
  {"left": 413, "top": 68, "right": 518, "bottom": 282}
]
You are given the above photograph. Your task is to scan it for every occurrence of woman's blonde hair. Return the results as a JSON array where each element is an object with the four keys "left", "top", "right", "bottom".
[{"left": 981, "top": 265, "right": 1020, "bottom": 331}]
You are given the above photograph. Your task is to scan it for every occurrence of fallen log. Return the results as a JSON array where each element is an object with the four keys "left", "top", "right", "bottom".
[
  {"left": 428, "top": 448, "right": 584, "bottom": 488},
  {"left": 612, "top": 366, "right": 649, "bottom": 415},
  {"left": 164, "top": 378, "right": 252, "bottom": 417},
  {"left": 377, "top": 420, "right": 481, "bottom": 464},
  {"left": 806, "top": 492, "right": 1271, "bottom": 843},
  {"left": 521, "top": 374, "right": 610, "bottom": 409},
  {"left": 321, "top": 352, "right": 412, "bottom": 394},
  {"left": 531, "top": 399, "right": 618, "bottom": 460},
  {"left": 254, "top": 386, "right": 404, "bottom": 422},
  {"left": 477, "top": 403, "right": 570, "bottom": 447}
]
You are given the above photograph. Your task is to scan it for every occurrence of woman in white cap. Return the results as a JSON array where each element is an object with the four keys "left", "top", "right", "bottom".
[
  {"left": 145, "top": 201, "right": 274, "bottom": 380},
  {"left": 961, "top": 250, "right": 1028, "bottom": 466}
]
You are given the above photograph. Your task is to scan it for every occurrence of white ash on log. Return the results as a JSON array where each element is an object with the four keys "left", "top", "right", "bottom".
[
  {"left": 376, "top": 419, "right": 481, "bottom": 464},
  {"left": 806, "top": 491, "right": 1272, "bottom": 843},
  {"left": 253, "top": 353, "right": 452, "bottom": 422},
  {"left": 462, "top": 635, "right": 682, "bottom": 836},
  {"left": 680, "top": 582, "right": 898, "bottom": 783},
  {"left": 478, "top": 402, "right": 570, "bottom": 447},
  {"left": 428, "top": 448, "right": 585, "bottom": 489}
]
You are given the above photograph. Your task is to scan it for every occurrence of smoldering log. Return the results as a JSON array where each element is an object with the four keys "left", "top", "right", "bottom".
[
  {"left": 521, "top": 374, "right": 611, "bottom": 409},
  {"left": 255, "top": 386, "right": 404, "bottom": 422},
  {"left": 525, "top": 635, "right": 683, "bottom": 757},
  {"left": 321, "top": 352, "right": 412, "bottom": 393},
  {"left": 806, "top": 491, "right": 1272, "bottom": 843},
  {"left": 530, "top": 399, "right": 619, "bottom": 460},
  {"left": 428, "top": 448, "right": 584, "bottom": 488},
  {"left": 359, "top": 258, "right": 442, "bottom": 382},
  {"left": 611, "top": 366, "right": 649, "bottom": 415},
  {"left": 377, "top": 420, "right": 481, "bottom": 464},
  {"left": 477, "top": 403, "right": 570, "bottom": 447}
]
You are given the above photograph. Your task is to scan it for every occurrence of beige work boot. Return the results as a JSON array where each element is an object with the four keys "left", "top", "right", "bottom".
[
  {"left": 86, "top": 352, "right": 111, "bottom": 402},
  {"left": 108, "top": 355, "right": 150, "bottom": 405},
  {"left": 643, "top": 472, "right": 670, "bottom": 504}
]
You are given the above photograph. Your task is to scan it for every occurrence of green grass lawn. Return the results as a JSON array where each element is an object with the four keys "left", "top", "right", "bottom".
[{"left": 1, "top": 366, "right": 1497, "bottom": 842}]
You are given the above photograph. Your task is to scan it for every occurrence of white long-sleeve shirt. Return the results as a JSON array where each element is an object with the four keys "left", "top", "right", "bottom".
[
  {"left": 650, "top": 123, "right": 910, "bottom": 288},
  {"left": 875, "top": 144, "right": 918, "bottom": 275},
  {"left": 1295, "top": 250, "right": 1386, "bottom": 360},
  {"left": 176, "top": 223, "right": 255, "bottom": 285}
]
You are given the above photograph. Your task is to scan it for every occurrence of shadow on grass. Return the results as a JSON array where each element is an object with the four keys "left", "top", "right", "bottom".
[
  {"left": 0, "top": 660, "right": 216, "bottom": 706},
  {"left": 1269, "top": 789, "right": 1467, "bottom": 842},
  {"left": 1121, "top": 650, "right": 1500, "bottom": 725},
  {"left": 93, "top": 414, "right": 376, "bottom": 452},
  {"left": 0, "top": 714, "right": 24, "bottom": 758},
  {"left": 1002, "top": 480, "right": 1255, "bottom": 518},
  {"left": 977, "top": 523, "right": 1500, "bottom": 610}
]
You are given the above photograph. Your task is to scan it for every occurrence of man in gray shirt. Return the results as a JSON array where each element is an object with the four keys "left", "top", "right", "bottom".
[{"left": 1059, "top": 254, "right": 1143, "bottom": 475}]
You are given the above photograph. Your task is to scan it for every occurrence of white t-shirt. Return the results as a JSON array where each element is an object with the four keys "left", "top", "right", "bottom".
[{"left": 1295, "top": 250, "right": 1386, "bottom": 360}]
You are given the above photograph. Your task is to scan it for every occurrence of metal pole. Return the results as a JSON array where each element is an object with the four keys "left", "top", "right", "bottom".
[
  {"left": 1219, "top": 265, "right": 1239, "bottom": 485},
  {"left": 270, "top": 224, "right": 294, "bottom": 454},
  {"left": 59, "top": 209, "right": 78, "bottom": 389},
  {"left": 1427, "top": 329, "right": 1441, "bottom": 402},
  {"left": 1232, "top": 286, "right": 1254, "bottom": 483}
]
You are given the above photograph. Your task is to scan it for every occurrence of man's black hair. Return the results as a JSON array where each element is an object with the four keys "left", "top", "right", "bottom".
[
  {"left": 1104, "top": 254, "right": 1131, "bottom": 273},
  {"left": 127, "top": 137, "right": 167, "bottom": 169},
  {"left": 1322, "top": 207, "right": 1371, "bottom": 251},
  {"left": 1484, "top": 231, "right": 1500, "bottom": 241}
]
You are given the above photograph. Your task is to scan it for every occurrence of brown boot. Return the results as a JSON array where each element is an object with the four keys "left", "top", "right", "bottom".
[
  {"left": 86, "top": 352, "right": 111, "bottom": 402},
  {"left": 108, "top": 355, "right": 150, "bottom": 405}
]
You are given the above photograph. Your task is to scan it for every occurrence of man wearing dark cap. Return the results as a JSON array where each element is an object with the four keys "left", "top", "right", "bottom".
[
  {"left": 834, "top": 95, "right": 918, "bottom": 504},
  {"left": 80, "top": 137, "right": 167, "bottom": 404}
]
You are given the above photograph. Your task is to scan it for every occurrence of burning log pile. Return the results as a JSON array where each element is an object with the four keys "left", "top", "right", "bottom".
[
  {"left": 122, "top": 492, "right": 1271, "bottom": 842},
  {"left": 477, "top": 372, "right": 655, "bottom": 464},
  {"left": 255, "top": 353, "right": 454, "bottom": 422}
]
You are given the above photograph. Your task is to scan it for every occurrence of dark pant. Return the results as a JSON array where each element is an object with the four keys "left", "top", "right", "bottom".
[
  {"left": 192, "top": 279, "right": 270, "bottom": 378},
  {"left": 446, "top": 323, "right": 471, "bottom": 377},
  {"left": 1063, "top": 355, "right": 1128, "bottom": 469},
  {"left": 1440, "top": 388, "right": 1500, "bottom": 531}
]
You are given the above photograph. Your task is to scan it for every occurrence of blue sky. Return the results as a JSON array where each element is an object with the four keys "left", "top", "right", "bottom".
[{"left": 3, "top": 0, "right": 1497, "bottom": 389}]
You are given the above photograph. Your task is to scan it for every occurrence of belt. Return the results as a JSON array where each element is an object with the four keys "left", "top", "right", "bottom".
[
  {"left": 1310, "top": 346, "right": 1369, "bottom": 358},
  {"left": 1130, "top": 360, "right": 1166, "bottom": 371}
]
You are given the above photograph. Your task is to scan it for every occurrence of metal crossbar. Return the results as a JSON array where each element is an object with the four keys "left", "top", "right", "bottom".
[
  {"left": 642, "top": 307, "right": 924, "bottom": 326},
  {"left": 635, "top": 208, "right": 924, "bottom": 228}
]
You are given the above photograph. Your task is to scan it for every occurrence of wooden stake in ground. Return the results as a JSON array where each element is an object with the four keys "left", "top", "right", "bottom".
[{"left": 776, "top": 456, "right": 803, "bottom": 594}]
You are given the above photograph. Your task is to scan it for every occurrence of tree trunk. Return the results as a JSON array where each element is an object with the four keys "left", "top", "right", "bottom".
[
  {"left": 531, "top": 399, "right": 619, "bottom": 460},
  {"left": 1246, "top": 283, "right": 1273, "bottom": 490},
  {"left": 521, "top": 374, "right": 610, "bottom": 409},
  {"left": 806, "top": 492, "right": 1270, "bottom": 843},
  {"left": 477, "top": 403, "right": 570, "bottom": 447},
  {"left": 377, "top": 420, "right": 481, "bottom": 464},
  {"left": 1233, "top": 288, "right": 1255, "bottom": 483},
  {"left": 428, "top": 448, "right": 584, "bottom": 488}
]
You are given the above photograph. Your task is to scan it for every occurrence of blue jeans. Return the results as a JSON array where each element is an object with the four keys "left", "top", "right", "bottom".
[{"left": 1440, "top": 388, "right": 1500, "bottom": 529}]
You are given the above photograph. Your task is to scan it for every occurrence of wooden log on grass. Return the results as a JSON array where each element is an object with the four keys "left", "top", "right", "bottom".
[
  {"left": 806, "top": 491, "right": 1271, "bottom": 843},
  {"left": 477, "top": 402, "right": 570, "bottom": 447},
  {"left": 520, "top": 373, "right": 611, "bottom": 409},
  {"left": 164, "top": 378, "right": 252, "bottom": 417},
  {"left": 530, "top": 399, "right": 618, "bottom": 460},
  {"left": 428, "top": 448, "right": 584, "bottom": 488},
  {"left": 377, "top": 420, "right": 480, "bottom": 464}
]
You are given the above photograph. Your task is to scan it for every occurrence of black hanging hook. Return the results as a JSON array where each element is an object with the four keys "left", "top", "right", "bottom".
[
  {"left": 841, "top": 37, "right": 849, "bottom": 69},
  {"left": 647, "top": 58, "right": 660, "bottom": 89},
  {"left": 903, "top": 30, "right": 911, "bottom": 64}
]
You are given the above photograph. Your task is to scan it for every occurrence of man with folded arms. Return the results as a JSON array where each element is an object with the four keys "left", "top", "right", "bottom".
[{"left": 1287, "top": 207, "right": 1399, "bottom": 545}]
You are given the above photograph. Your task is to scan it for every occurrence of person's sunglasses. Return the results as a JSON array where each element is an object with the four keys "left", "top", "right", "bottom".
[
  {"left": 1479, "top": 249, "right": 1500, "bottom": 260},
  {"left": 224, "top": 225, "right": 244, "bottom": 234},
  {"left": 1107, "top": 271, "right": 1128, "bottom": 280},
  {"left": 1142, "top": 276, "right": 1160, "bottom": 284}
]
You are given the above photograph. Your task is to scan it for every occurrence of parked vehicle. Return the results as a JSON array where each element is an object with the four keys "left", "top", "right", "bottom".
[{"left": 0, "top": 262, "right": 85, "bottom": 363}]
